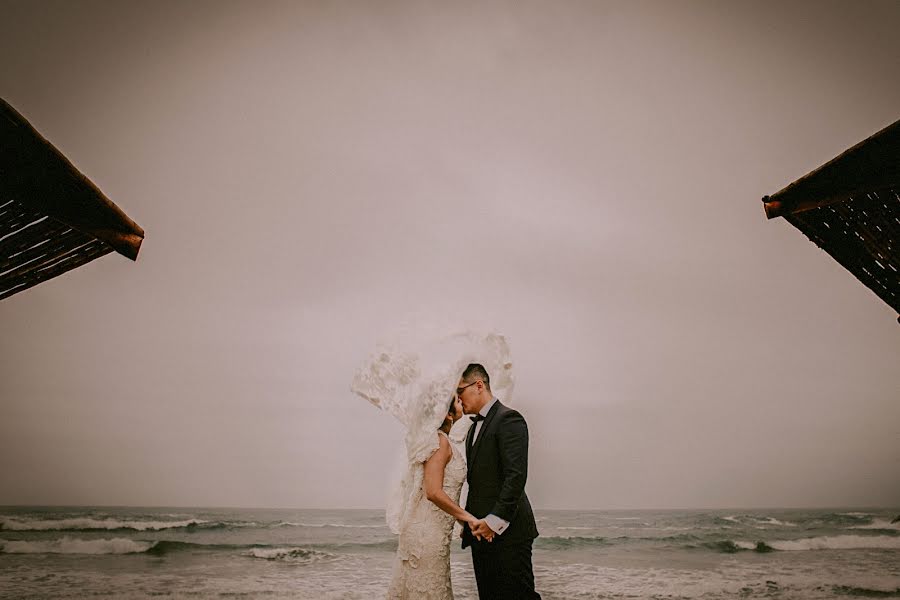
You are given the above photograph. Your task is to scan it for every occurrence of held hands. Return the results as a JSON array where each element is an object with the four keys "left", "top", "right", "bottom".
[
  {"left": 457, "top": 513, "right": 495, "bottom": 542},
  {"left": 469, "top": 518, "right": 496, "bottom": 543}
]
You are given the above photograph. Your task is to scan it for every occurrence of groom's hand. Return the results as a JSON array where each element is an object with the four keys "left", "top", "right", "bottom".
[{"left": 471, "top": 519, "right": 495, "bottom": 542}]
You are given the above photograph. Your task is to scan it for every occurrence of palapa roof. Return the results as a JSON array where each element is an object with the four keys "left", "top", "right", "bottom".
[
  {"left": 0, "top": 98, "right": 143, "bottom": 301},
  {"left": 762, "top": 118, "right": 900, "bottom": 321}
]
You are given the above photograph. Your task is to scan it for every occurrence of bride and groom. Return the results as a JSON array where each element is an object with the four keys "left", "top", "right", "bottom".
[{"left": 354, "top": 345, "right": 540, "bottom": 600}]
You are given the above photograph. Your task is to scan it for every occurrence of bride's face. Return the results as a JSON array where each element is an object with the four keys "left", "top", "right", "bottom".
[{"left": 449, "top": 396, "right": 464, "bottom": 422}]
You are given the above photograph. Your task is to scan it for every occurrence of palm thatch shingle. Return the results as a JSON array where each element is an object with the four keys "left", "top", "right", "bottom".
[
  {"left": 0, "top": 98, "right": 143, "bottom": 300},
  {"left": 763, "top": 119, "right": 900, "bottom": 321}
]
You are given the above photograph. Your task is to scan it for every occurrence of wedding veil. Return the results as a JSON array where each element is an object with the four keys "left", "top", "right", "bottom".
[{"left": 351, "top": 330, "right": 514, "bottom": 534}]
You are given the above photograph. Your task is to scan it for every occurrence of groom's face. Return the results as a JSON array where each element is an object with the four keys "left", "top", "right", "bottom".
[{"left": 456, "top": 379, "right": 483, "bottom": 414}]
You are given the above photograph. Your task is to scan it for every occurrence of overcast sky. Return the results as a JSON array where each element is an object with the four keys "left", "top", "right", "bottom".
[{"left": 1, "top": 0, "right": 898, "bottom": 510}]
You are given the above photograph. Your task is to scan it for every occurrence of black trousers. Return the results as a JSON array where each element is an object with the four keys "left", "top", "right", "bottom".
[{"left": 470, "top": 538, "right": 540, "bottom": 600}]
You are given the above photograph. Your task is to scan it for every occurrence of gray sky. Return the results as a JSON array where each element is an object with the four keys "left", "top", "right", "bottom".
[{"left": 1, "top": 0, "right": 898, "bottom": 510}]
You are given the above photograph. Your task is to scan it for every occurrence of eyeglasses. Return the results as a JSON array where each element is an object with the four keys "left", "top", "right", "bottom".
[{"left": 456, "top": 380, "right": 481, "bottom": 396}]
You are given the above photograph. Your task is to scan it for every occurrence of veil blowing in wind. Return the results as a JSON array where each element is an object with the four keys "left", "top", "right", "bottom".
[{"left": 351, "top": 331, "right": 514, "bottom": 534}]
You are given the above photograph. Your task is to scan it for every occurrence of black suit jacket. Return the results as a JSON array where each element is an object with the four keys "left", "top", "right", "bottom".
[{"left": 462, "top": 400, "right": 539, "bottom": 548}]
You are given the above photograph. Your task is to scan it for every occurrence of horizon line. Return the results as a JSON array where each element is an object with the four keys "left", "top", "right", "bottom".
[{"left": 1, "top": 503, "right": 897, "bottom": 512}]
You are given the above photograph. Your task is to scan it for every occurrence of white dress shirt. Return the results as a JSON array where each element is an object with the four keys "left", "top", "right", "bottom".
[{"left": 472, "top": 397, "right": 510, "bottom": 535}]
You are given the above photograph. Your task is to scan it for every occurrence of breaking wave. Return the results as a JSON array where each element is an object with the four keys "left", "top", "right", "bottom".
[
  {"left": 768, "top": 535, "right": 900, "bottom": 551},
  {"left": 274, "top": 521, "right": 386, "bottom": 529},
  {"left": 703, "top": 540, "right": 774, "bottom": 553},
  {"left": 0, "top": 536, "right": 396, "bottom": 557},
  {"left": 0, "top": 517, "right": 210, "bottom": 532},
  {"left": 850, "top": 519, "right": 900, "bottom": 533},
  {"left": 704, "top": 535, "right": 900, "bottom": 553},
  {"left": 717, "top": 515, "right": 796, "bottom": 528},
  {"left": 0, "top": 537, "right": 155, "bottom": 555},
  {"left": 243, "top": 547, "right": 337, "bottom": 562}
]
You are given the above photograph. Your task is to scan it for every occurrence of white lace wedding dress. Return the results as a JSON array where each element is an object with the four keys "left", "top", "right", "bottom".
[{"left": 386, "top": 431, "right": 467, "bottom": 600}]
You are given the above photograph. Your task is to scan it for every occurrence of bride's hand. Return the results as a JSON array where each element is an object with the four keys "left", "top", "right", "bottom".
[
  {"left": 469, "top": 519, "right": 495, "bottom": 542},
  {"left": 464, "top": 515, "right": 482, "bottom": 538}
]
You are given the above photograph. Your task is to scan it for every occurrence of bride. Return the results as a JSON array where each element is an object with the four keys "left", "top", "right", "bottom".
[
  {"left": 386, "top": 395, "right": 476, "bottom": 599},
  {"left": 352, "top": 331, "right": 513, "bottom": 600}
]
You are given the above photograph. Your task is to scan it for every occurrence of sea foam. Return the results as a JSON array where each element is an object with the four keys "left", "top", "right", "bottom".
[
  {"left": 719, "top": 515, "right": 796, "bottom": 527},
  {"left": 243, "top": 547, "right": 336, "bottom": 562},
  {"left": 0, "top": 537, "right": 156, "bottom": 554},
  {"left": 0, "top": 516, "right": 205, "bottom": 531},
  {"left": 765, "top": 535, "right": 900, "bottom": 551},
  {"left": 849, "top": 519, "right": 900, "bottom": 532},
  {"left": 275, "top": 521, "right": 385, "bottom": 529}
]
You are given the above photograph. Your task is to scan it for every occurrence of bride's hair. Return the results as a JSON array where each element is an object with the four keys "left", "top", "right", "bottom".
[{"left": 439, "top": 396, "right": 457, "bottom": 430}]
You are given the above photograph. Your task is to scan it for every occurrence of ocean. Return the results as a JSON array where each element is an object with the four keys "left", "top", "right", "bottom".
[{"left": 1, "top": 506, "right": 898, "bottom": 599}]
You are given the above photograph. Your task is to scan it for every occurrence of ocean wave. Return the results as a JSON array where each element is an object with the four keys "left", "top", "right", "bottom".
[
  {"left": 702, "top": 540, "right": 774, "bottom": 553},
  {"left": 243, "top": 547, "right": 337, "bottom": 562},
  {"left": 535, "top": 536, "right": 611, "bottom": 549},
  {"left": 768, "top": 535, "right": 900, "bottom": 551},
  {"left": 147, "top": 538, "right": 397, "bottom": 555},
  {"left": 850, "top": 519, "right": 900, "bottom": 533},
  {"left": 0, "top": 535, "right": 399, "bottom": 558},
  {"left": 817, "top": 512, "right": 884, "bottom": 527},
  {"left": 703, "top": 535, "right": 900, "bottom": 553},
  {"left": 716, "top": 515, "right": 795, "bottom": 528},
  {"left": 831, "top": 585, "right": 900, "bottom": 598},
  {"left": 326, "top": 539, "right": 398, "bottom": 551},
  {"left": 144, "top": 540, "right": 319, "bottom": 557},
  {"left": 538, "top": 533, "right": 709, "bottom": 549},
  {"left": 274, "top": 521, "right": 385, "bottom": 529},
  {"left": 144, "top": 540, "right": 237, "bottom": 555},
  {"left": 721, "top": 515, "right": 741, "bottom": 524},
  {"left": 754, "top": 517, "right": 796, "bottom": 527},
  {"left": 0, "top": 537, "right": 155, "bottom": 555},
  {"left": 0, "top": 517, "right": 211, "bottom": 532}
]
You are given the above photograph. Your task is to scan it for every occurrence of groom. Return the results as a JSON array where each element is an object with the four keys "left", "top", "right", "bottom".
[{"left": 458, "top": 363, "right": 540, "bottom": 599}]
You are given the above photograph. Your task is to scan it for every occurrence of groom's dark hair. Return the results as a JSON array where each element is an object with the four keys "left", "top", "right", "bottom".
[{"left": 461, "top": 363, "right": 491, "bottom": 391}]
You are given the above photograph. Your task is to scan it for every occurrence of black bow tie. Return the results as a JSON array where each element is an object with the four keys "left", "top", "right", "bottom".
[{"left": 470, "top": 414, "right": 485, "bottom": 423}]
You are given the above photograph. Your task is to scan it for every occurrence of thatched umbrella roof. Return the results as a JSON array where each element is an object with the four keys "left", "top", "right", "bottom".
[
  {"left": 0, "top": 98, "right": 144, "bottom": 301},
  {"left": 762, "top": 119, "right": 899, "bottom": 321}
]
